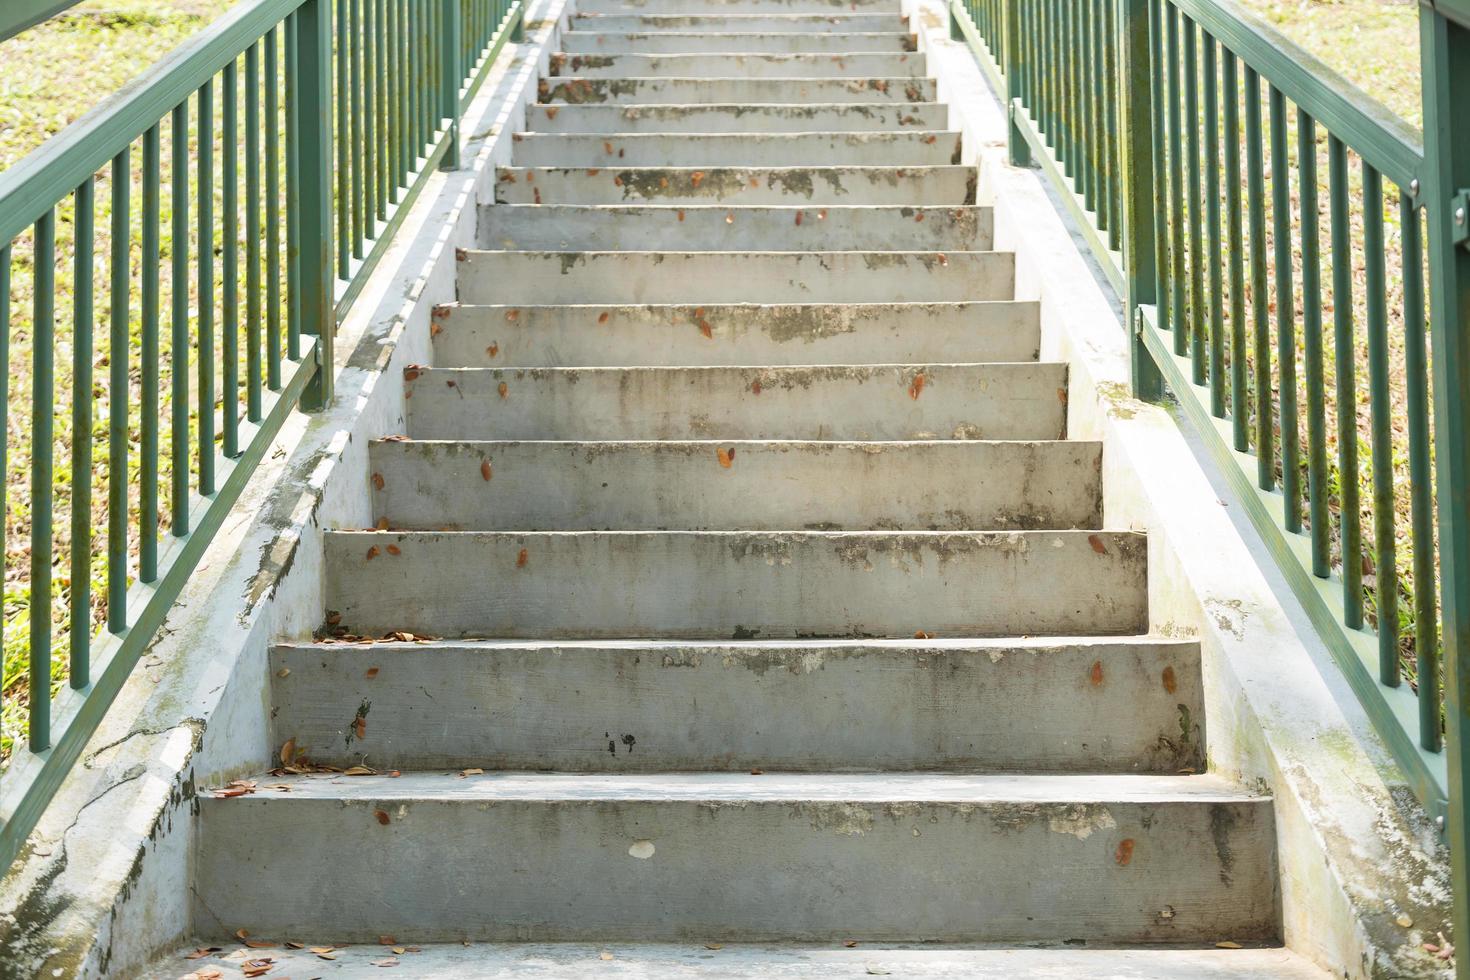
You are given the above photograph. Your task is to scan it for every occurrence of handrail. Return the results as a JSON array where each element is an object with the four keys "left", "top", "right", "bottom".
[
  {"left": 1170, "top": 0, "right": 1423, "bottom": 193},
  {"left": 0, "top": 0, "right": 301, "bottom": 247},
  {"left": 0, "top": 0, "right": 523, "bottom": 870},
  {"left": 0, "top": 0, "right": 81, "bottom": 44},
  {"left": 950, "top": 0, "right": 1470, "bottom": 970}
]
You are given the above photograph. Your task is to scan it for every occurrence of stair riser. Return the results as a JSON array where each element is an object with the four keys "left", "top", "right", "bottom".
[
  {"left": 546, "top": 52, "right": 927, "bottom": 78},
  {"left": 196, "top": 794, "right": 1274, "bottom": 942},
  {"left": 560, "top": 32, "right": 917, "bottom": 54},
  {"left": 496, "top": 166, "right": 972, "bottom": 206},
  {"left": 323, "top": 530, "right": 1148, "bottom": 639},
  {"left": 570, "top": 13, "right": 905, "bottom": 30},
  {"left": 509, "top": 132, "right": 962, "bottom": 167},
  {"left": 270, "top": 640, "right": 1204, "bottom": 771},
  {"left": 434, "top": 301, "right": 1033, "bottom": 367},
  {"left": 476, "top": 205, "right": 991, "bottom": 250},
  {"left": 526, "top": 102, "right": 947, "bottom": 134},
  {"left": 405, "top": 364, "right": 1068, "bottom": 441},
  {"left": 577, "top": 0, "right": 902, "bottom": 12},
  {"left": 367, "top": 440, "right": 1103, "bottom": 531},
  {"left": 456, "top": 250, "right": 1008, "bottom": 304},
  {"left": 539, "top": 78, "right": 935, "bottom": 104}
]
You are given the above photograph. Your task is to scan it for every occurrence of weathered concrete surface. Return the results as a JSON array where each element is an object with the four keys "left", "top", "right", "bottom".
[
  {"left": 496, "top": 164, "right": 973, "bottom": 204},
  {"left": 432, "top": 300, "right": 1033, "bottom": 366},
  {"left": 510, "top": 130, "right": 963, "bottom": 167},
  {"left": 546, "top": 51, "right": 929, "bottom": 78},
  {"left": 270, "top": 636, "right": 1202, "bottom": 771},
  {"left": 902, "top": 0, "right": 1453, "bottom": 973},
  {"left": 570, "top": 12, "right": 907, "bottom": 30},
  {"left": 561, "top": 30, "right": 917, "bottom": 53},
  {"left": 476, "top": 204, "right": 990, "bottom": 250},
  {"left": 578, "top": 0, "right": 903, "bottom": 10},
  {"left": 526, "top": 101, "right": 947, "bottom": 133},
  {"left": 323, "top": 529, "right": 1148, "bottom": 639},
  {"left": 194, "top": 772, "right": 1274, "bottom": 943},
  {"left": 142, "top": 941, "right": 1330, "bottom": 978},
  {"left": 366, "top": 439, "right": 1102, "bottom": 530},
  {"left": 456, "top": 250, "right": 1009, "bottom": 303},
  {"left": 538, "top": 77, "right": 936, "bottom": 103},
  {"left": 0, "top": 0, "right": 570, "bottom": 974},
  {"left": 404, "top": 363, "right": 1068, "bottom": 441}
]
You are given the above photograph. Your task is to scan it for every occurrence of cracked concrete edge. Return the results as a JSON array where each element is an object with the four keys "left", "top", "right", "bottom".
[
  {"left": 0, "top": 3, "right": 570, "bottom": 977},
  {"left": 903, "top": 2, "right": 1452, "bottom": 976}
]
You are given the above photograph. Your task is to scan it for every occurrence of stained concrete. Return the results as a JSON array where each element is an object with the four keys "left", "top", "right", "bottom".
[
  {"left": 571, "top": 12, "right": 907, "bottom": 31},
  {"left": 455, "top": 250, "right": 1009, "bottom": 303},
  {"left": 366, "top": 438, "right": 1102, "bottom": 530},
  {"left": 546, "top": 52, "right": 930, "bottom": 78},
  {"left": 269, "top": 636, "right": 1202, "bottom": 771},
  {"left": 561, "top": 30, "right": 918, "bottom": 53},
  {"left": 194, "top": 772, "right": 1274, "bottom": 943},
  {"left": 525, "top": 101, "right": 948, "bottom": 132},
  {"left": 537, "top": 77, "right": 936, "bottom": 103},
  {"left": 323, "top": 529, "right": 1149, "bottom": 639},
  {"left": 495, "top": 164, "right": 973, "bottom": 204},
  {"left": 509, "top": 130, "right": 963, "bottom": 166},
  {"left": 476, "top": 204, "right": 990, "bottom": 249},
  {"left": 433, "top": 300, "right": 1034, "bottom": 366},
  {"left": 403, "top": 363, "right": 1069, "bottom": 441}
]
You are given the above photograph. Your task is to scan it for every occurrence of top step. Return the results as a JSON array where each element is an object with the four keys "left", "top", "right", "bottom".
[
  {"left": 560, "top": 32, "right": 918, "bottom": 54},
  {"left": 576, "top": 0, "right": 904, "bottom": 12}
]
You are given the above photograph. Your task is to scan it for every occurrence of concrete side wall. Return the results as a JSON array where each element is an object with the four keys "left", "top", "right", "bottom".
[
  {"left": 0, "top": 3, "right": 569, "bottom": 975},
  {"left": 901, "top": 3, "right": 1453, "bottom": 977}
]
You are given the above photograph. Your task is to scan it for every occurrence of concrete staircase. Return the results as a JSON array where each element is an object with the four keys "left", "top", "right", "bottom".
[{"left": 177, "top": 1, "right": 1326, "bottom": 975}]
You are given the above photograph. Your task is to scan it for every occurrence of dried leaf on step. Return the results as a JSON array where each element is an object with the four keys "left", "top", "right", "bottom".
[
  {"left": 716, "top": 447, "right": 735, "bottom": 468},
  {"left": 279, "top": 739, "right": 296, "bottom": 766},
  {"left": 481, "top": 460, "right": 493, "bottom": 481},
  {"left": 460, "top": 768, "right": 486, "bottom": 777},
  {"left": 344, "top": 765, "right": 377, "bottom": 776}
]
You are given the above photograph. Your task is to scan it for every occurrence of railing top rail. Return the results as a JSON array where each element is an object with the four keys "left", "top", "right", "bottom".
[
  {"left": 1425, "top": 0, "right": 1470, "bottom": 31},
  {"left": 0, "top": 0, "right": 80, "bottom": 44},
  {"left": 0, "top": 0, "right": 304, "bottom": 247},
  {"left": 1171, "top": 0, "right": 1424, "bottom": 192}
]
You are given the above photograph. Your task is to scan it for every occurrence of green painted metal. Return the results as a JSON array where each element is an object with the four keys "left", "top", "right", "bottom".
[
  {"left": 950, "top": 0, "right": 1470, "bottom": 953},
  {"left": 1297, "top": 112, "right": 1328, "bottom": 579},
  {"left": 0, "top": 0, "right": 524, "bottom": 872},
  {"left": 1421, "top": 10, "right": 1470, "bottom": 971}
]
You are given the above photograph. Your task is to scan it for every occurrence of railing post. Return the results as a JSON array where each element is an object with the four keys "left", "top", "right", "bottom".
[
  {"left": 1422, "top": 5, "right": 1470, "bottom": 973},
  {"left": 296, "top": 0, "right": 334, "bottom": 410},
  {"left": 949, "top": 0, "right": 963, "bottom": 42},
  {"left": 511, "top": 0, "right": 525, "bottom": 43},
  {"left": 1116, "top": 0, "right": 1163, "bottom": 399},
  {"left": 440, "top": 0, "right": 462, "bottom": 171},
  {"left": 1002, "top": 0, "right": 1030, "bottom": 168}
]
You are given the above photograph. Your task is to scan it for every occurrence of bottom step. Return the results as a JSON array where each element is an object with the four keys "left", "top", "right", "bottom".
[
  {"left": 195, "top": 772, "right": 1277, "bottom": 944},
  {"left": 151, "top": 942, "right": 1326, "bottom": 978}
]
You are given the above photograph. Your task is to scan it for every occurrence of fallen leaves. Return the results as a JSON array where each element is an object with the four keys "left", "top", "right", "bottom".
[
  {"left": 690, "top": 170, "right": 706, "bottom": 187},
  {"left": 1161, "top": 665, "right": 1177, "bottom": 694},
  {"left": 517, "top": 548, "right": 529, "bottom": 568},
  {"left": 1114, "top": 838, "right": 1135, "bottom": 866},
  {"left": 498, "top": 382, "right": 509, "bottom": 399},
  {"left": 212, "top": 780, "right": 258, "bottom": 799},
  {"left": 1088, "top": 534, "right": 1107, "bottom": 555},
  {"left": 366, "top": 666, "right": 380, "bottom": 679},
  {"left": 481, "top": 459, "right": 493, "bottom": 481},
  {"left": 375, "top": 809, "right": 391, "bottom": 825},
  {"left": 716, "top": 447, "right": 735, "bottom": 468},
  {"left": 366, "top": 545, "right": 381, "bottom": 561},
  {"left": 908, "top": 373, "right": 926, "bottom": 400},
  {"left": 372, "top": 472, "right": 385, "bottom": 490},
  {"left": 459, "top": 767, "right": 486, "bottom": 777},
  {"left": 1090, "top": 660, "right": 1104, "bottom": 686}
]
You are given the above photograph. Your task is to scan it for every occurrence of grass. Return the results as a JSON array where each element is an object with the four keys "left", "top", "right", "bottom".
[{"left": 1, "top": 0, "right": 241, "bottom": 763}]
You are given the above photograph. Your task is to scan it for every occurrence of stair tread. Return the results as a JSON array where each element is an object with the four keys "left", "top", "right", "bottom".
[
  {"left": 147, "top": 942, "right": 1327, "bottom": 979},
  {"left": 213, "top": 770, "right": 1256, "bottom": 803},
  {"left": 276, "top": 634, "right": 1188, "bottom": 651}
]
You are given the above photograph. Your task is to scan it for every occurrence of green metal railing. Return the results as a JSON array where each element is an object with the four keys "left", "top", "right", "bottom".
[
  {"left": 0, "top": 0, "right": 522, "bottom": 869},
  {"left": 952, "top": 0, "right": 1470, "bottom": 961}
]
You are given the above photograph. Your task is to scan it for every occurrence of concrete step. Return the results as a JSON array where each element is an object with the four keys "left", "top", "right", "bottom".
[
  {"left": 145, "top": 941, "right": 1331, "bottom": 979},
  {"left": 476, "top": 205, "right": 991, "bottom": 250},
  {"left": 578, "top": 0, "right": 903, "bottom": 12},
  {"left": 194, "top": 772, "right": 1274, "bottom": 943},
  {"left": 404, "top": 363, "right": 1067, "bottom": 441},
  {"left": 270, "top": 636, "right": 1201, "bottom": 772},
  {"left": 569, "top": 12, "right": 906, "bottom": 31},
  {"left": 495, "top": 165, "right": 973, "bottom": 205},
  {"left": 455, "top": 250, "right": 1009, "bottom": 304},
  {"left": 526, "top": 101, "right": 947, "bottom": 134},
  {"left": 508, "top": 131, "right": 963, "bottom": 167},
  {"left": 432, "top": 301, "right": 1034, "bottom": 367},
  {"left": 322, "top": 529, "right": 1147, "bottom": 639},
  {"left": 547, "top": 51, "right": 928, "bottom": 78},
  {"left": 366, "top": 439, "right": 1102, "bottom": 531},
  {"left": 538, "top": 77, "right": 935, "bottom": 104},
  {"left": 560, "top": 31, "right": 917, "bottom": 54}
]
